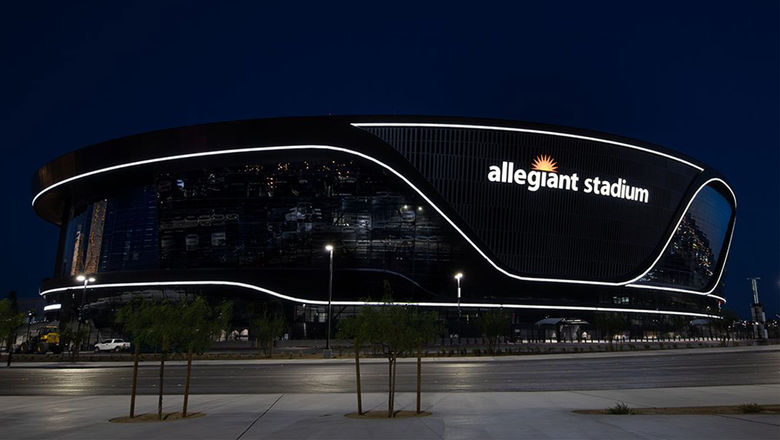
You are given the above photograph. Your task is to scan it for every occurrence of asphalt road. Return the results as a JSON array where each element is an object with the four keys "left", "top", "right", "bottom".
[{"left": 1, "top": 348, "right": 778, "bottom": 396}]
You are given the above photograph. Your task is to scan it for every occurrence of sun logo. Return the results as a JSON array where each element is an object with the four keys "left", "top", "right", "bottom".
[{"left": 531, "top": 154, "right": 558, "bottom": 173}]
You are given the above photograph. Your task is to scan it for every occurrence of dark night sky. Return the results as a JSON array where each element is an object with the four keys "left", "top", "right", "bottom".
[{"left": 1, "top": 2, "right": 778, "bottom": 319}]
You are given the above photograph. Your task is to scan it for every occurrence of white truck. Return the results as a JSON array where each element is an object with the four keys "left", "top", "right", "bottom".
[{"left": 94, "top": 339, "right": 131, "bottom": 352}]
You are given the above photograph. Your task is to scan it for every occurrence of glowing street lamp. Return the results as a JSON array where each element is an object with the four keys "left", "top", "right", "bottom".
[
  {"left": 76, "top": 274, "right": 96, "bottom": 314},
  {"left": 325, "top": 244, "right": 334, "bottom": 353},
  {"left": 454, "top": 272, "right": 463, "bottom": 344},
  {"left": 75, "top": 274, "right": 96, "bottom": 351},
  {"left": 76, "top": 274, "right": 96, "bottom": 284},
  {"left": 454, "top": 272, "right": 463, "bottom": 314}
]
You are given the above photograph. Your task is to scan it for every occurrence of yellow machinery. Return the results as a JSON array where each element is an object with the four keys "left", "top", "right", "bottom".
[{"left": 20, "top": 326, "right": 62, "bottom": 354}]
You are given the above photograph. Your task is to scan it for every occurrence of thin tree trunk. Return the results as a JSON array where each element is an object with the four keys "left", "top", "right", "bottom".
[
  {"left": 391, "top": 355, "right": 397, "bottom": 418},
  {"left": 416, "top": 344, "right": 422, "bottom": 414},
  {"left": 387, "top": 357, "right": 393, "bottom": 418},
  {"left": 158, "top": 352, "right": 165, "bottom": 420},
  {"left": 268, "top": 338, "right": 273, "bottom": 359},
  {"left": 130, "top": 344, "right": 140, "bottom": 418},
  {"left": 183, "top": 348, "right": 193, "bottom": 417},
  {"left": 5, "top": 335, "right": 14, "bottom": 367},
  {"left": 354, "top": 338, "right": 362, "bottom": 415}
]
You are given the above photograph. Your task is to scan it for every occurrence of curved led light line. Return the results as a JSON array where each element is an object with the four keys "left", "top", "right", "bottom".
[
  {"left": 38, "top": 280, "right": 718, "bottom": 319},
  {"left": 31, "top": 141, "right": 734, "bottom": 299},
  {"left": 626, "top": 217, "right": 736, "bottom": 298},
  {"left": 351, "top": 122, "right": 704, "bottom": 171},
  {"left": 353, "top": 122, "right": 734, "bottom": 299},
  {"left": 623, "top": 178, "right": 735, "bottom": 300}
]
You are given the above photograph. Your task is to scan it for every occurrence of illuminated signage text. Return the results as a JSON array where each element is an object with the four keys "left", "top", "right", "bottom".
[{"left": 488, "top": 158, "right": 649, "bottom": 204}]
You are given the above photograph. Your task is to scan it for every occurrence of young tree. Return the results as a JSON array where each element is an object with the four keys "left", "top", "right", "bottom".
[
  {"left": 409, "top": 309, "right": 440, "bottom": 414},
  {"left": 337, "top": 315, "right": 368, "bottom": 415},
  {"left": 58, "top": 319, "right": 88, "bottom": 361},
  {"left": 250, "top": 309, "right": 285, "bottom": 359},
  {"left": 710, "top": 309, "right": 739, "bottom": 343},
  {"left": 117, "top": 299, "right": 157, "bottom": 418},
  {"left": 117, "top": 300, "right": 148, "bottom": 416},
  {"left": 354, "top": 302, "right": 419, "bottom": 418},
  {"left": 593, "top": 313, "right": 628, "bottom": 349},
  {"left": 477, "top": 310, "right": 511, "bottom": 354},
  {"left": 118, "top": 300, "right": 179, "bottom": 420},
  {"left": 148, "top": 301, "right": 180, "bottom": 420},
  {"left": 177, "top": 298, "right": 231, "bottom": 417},
  {"left": 0, "top": 299, "right": 24, "bottom": 367},
  {"left": 668, "top": 316, "right": 690, "bottom": 340}
]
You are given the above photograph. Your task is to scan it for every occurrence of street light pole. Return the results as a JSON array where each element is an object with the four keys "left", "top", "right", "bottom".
[
  {"left": 75, "top": 275, "right": 95, "bottom": 351},
  {"left": 26, "top": 310, "right": 33, "bottom": 345},
  {"left": 454, "top": 273, "right": 463, "bottom": 318},
  {"left": 454, "top": 273, "right": 463, "bottom": 344},
  {"left": 325, "top": 245, "right": 334, "bottom": 353}
]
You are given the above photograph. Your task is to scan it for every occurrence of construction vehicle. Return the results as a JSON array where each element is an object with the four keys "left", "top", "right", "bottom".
[{"left": 18, "top": 326, "right": 63, "bottom": 354}]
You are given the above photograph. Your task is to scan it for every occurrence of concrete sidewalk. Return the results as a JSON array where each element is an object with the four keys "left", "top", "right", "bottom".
[{"left": 1, "top": 385, "right": 778, "bottom": 439}]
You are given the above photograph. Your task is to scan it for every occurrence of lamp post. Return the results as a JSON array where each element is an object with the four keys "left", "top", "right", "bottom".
[
  {"left": 75, "top": 275, "right": 95, "bottom": 351},
  {"left": 454, "top": 272, "right": 463, "bottom": 344},
  {"left": 26, "top": 310, "right": 34, "bottom": 346},
  {"left": 325, "top": 245, "right": 334, "bottom": 354},
  {"left": 454, "top": 273, "right": 463, "bottom": 317}
]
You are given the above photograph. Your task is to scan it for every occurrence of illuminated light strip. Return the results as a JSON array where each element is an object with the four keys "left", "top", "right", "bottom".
[
  {"left": 351, "top": 122, "right": 705, "bottom": 171},
  {"left": 38, "top": 281, "right": 718, "bottom": 318},
  {"left": 623, "top": 178, "right": 736, "bottom": 299},
  {"left": 626, "top": 217, "right": 736, "bottom": 299},
  {"left": 43, "top": 303, "right": 62, "bottom": 311},
  {"left": 353, "top": 123, "right": 734, "bottom": 298},
  {"left": 31, "top": 142, "right": 733, "bottom": 298}
]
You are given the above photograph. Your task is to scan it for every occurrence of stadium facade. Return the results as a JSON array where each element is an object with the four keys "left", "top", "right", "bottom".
[{"left": 32, "top": 116, "right": 736, "bottom": 337}]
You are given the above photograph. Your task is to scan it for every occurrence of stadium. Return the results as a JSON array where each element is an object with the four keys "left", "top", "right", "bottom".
[{"left": 32, "top": 116, "right": 737, "bottom": 339}]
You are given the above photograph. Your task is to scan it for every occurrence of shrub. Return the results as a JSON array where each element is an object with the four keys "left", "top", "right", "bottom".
[
  {"left": 739, "top": 403, "right": 762, "bottom": 414},
  {"left": 607, "top": 402, "right": 633, "bottom": 415}
]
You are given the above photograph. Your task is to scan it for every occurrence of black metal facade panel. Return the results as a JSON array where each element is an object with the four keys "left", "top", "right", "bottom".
[{"left": 360, "top": 126, "right": 702, "bottom": 282}]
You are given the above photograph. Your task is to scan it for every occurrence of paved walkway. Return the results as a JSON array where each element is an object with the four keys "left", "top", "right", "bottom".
[{"left": 2, "top": 385, "right": 778, "bottom": 439}]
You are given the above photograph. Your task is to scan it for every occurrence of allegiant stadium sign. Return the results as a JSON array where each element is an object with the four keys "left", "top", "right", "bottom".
[{"left": 488, "top": 155, "right": 650, "bottom": 204}]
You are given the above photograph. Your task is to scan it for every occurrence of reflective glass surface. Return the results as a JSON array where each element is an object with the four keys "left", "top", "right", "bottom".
[
  {"left": 637, "top": 185, "right": 734, "bottom": 290},
  {"left": 58, "top": 186, "right": 159, "bottom": 276},
  {"left": 155, "top": 157, "right": 457, "bottom": 274},
  {"left": 58, "top": 155, "right": 460, "bottom": 282}
]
